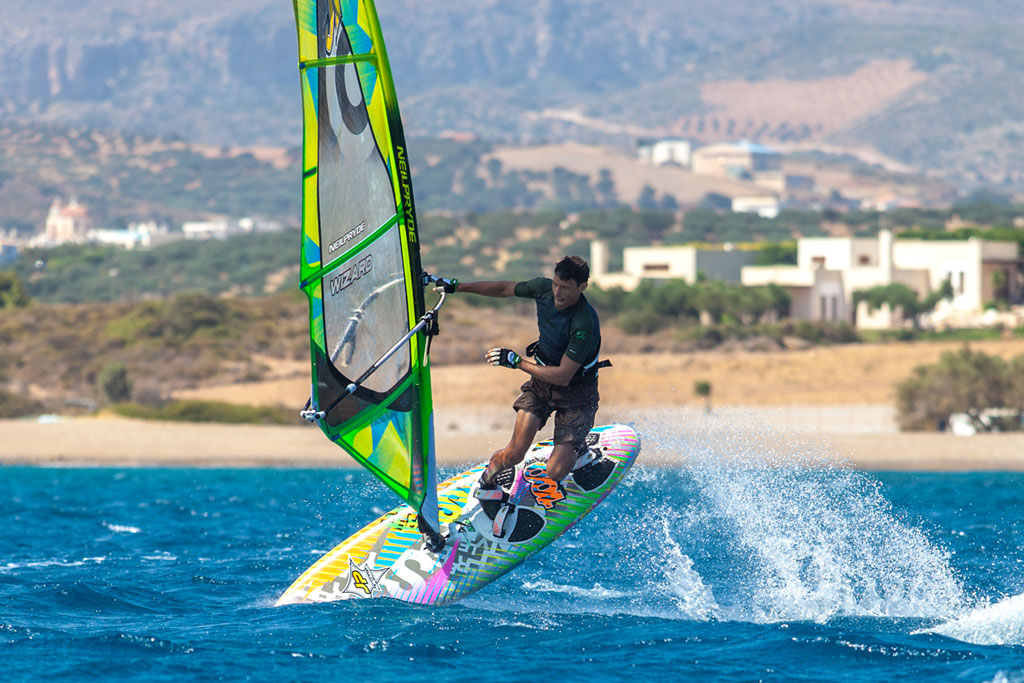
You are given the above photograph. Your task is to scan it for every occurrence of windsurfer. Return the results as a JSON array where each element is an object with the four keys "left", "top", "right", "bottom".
[{"left": 435, "top": 255, "right": 606, "bottom": 510}]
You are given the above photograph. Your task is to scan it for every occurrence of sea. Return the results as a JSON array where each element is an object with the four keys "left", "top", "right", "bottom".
[{"left": 3, "top": 427, "right": 1024, "bottom": 682}]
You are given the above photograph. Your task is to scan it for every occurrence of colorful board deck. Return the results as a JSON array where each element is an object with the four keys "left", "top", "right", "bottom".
[{"left": 276, "top": 424, "right": 641, "bottom": 606}]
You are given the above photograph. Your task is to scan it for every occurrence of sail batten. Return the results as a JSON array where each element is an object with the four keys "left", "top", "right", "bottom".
[{"left": 292, "top": 0, "right": 439, "bottom": 533}]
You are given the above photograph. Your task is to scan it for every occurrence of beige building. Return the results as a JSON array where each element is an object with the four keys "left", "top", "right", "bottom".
[
  {"left": 44, "top": 198, "right": 92, "bottom": 244},
  {"left": 691, "top": 140, "right": 781, "bottom": 178},
  {"left": 591, "top": 240, "right": 757, "bottom": 291},
  {"left": 741, "top": 230, "right": 1021, "bottom": 326}
]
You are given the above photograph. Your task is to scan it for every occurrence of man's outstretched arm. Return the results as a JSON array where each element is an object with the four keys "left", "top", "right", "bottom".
[
  {"left": 486, "top": 348, "right": 581, "bottom": 387},
  {"left": 450, "top": 281, "right": 518, "bottom": 298}
]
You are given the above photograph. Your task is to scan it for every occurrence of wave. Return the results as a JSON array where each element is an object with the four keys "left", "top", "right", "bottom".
[
  {"left": 918, "top": 593, "right": 1024, "bottom": 646},
  {"left": 0, "top": 557, "right": 107, "bottom": 572},
  {"left": 103, "top": 522, "right": 141, "bottom": 534},
  {"left": 520, "top": 579, "right": 629, "bottom": 600}
]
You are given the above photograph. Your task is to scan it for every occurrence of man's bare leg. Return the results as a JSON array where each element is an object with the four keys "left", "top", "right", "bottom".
[
  {"left": 482, "top": 410, "right": 543, "bottom": 484},
  {"left": 545, "top": 442, "right": 578, "bottom": 482}
]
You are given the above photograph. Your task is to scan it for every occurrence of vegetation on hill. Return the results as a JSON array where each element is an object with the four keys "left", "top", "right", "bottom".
[
  {"left": 4, "top": 1, "right": 1024, "bottom": 188},
  {"left": 5, "top": 199, "right": 1023, "bottom": 307},
  {"left": 10, "top": 231, "right": 296, "bottom": 303},
  {"left": 0, "top": 292, "right": 308, "bottom": 416}
]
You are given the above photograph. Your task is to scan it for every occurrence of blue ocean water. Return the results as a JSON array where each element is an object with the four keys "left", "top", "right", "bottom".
[{"left": 3, "top": 442, "right": 1024, "bottom": 681}]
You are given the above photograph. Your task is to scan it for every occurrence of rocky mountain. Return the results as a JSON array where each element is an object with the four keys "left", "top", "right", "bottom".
[{"left": 1, "top": 1, "right": 1022, "bottom": 190}]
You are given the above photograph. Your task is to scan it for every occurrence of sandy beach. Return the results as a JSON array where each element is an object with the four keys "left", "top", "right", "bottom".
[
  {"left": 3, "top": 408, "right": 1024, "bottom": 470},
  {"left": 6, "top": 344, "right": 1024, "bottom": 471}
]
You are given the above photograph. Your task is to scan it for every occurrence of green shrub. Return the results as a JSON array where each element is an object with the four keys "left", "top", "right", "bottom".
[
  {"left": 112, "top": 400, "right": 299, "bottom": 425},
  {"left": 98, "top": 363, "right": 133, "bottom": 403},
  {"left": 0, "top": 271, "right": 29, "bottom": 308},
  {"left": 897, "top": 346, "right": 1024, "bottom": 432},
  {"left": 616, "top": 309, "right": 668, "bottom": 335}
]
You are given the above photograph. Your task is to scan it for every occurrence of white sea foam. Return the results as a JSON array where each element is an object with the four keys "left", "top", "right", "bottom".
[
  {"left": 657, "top": 517, "right": 720, "bottom": 621},
  {"left": 521, "top": 579, "right": 629, "bottom": 600},
  {"left": 918, "top": 593, "right": 1024, "bottom": 646},
  {"left": 638, "top": 414, "right": 966, "bottom": 624},
  {"left": 103, "top": 522, "right": 141, "bottom": 534},
  {"left": 141, "top": 552, "right": 178, "bottom": 562},
  {"left": 0, "top": 557, "right": 107, "bottom": 572}
]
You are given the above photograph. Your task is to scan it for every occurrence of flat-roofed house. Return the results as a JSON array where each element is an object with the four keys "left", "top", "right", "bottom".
[
  {"left": 741, "top": 230, "right": 1021, "bottom": 327},
  {"left": 591, "top": 240, "right": 757, "bottom": 291}
]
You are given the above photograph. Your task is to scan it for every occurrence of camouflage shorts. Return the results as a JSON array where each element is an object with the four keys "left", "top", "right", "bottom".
[{"left": 512, "top": 376, "right": 599, "bottom": 454}]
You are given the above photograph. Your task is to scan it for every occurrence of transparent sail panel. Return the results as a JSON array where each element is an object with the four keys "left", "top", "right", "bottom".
[
  {"left": 322, "top": 224, "right": 410, "bottom": 394},
  {"left": 316, "top": 7, "right": 394, "bottom": 269}
]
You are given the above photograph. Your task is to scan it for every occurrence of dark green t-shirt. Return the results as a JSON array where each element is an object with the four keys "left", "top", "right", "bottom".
[{"left": 514, "top": 277, "right": 601, "bottom": 372}]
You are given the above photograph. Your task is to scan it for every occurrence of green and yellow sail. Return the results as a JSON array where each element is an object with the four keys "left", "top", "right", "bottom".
[{"left": 292, "top": 0, "right": 439, "bottom": 532}]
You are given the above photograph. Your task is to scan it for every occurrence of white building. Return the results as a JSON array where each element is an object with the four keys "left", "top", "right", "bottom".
[
  {"left": 741, "top": 230, "right": 1021, "bottom": 326},
  {"left": 637, "top": 138, "right": 692, "bottom": 167},
  {"left": 88, "top": 222, "right": 173, "bottom": 250},
  {"left": 732, "top": 196, "right": 780, "bottom": 219},
  {"left": 591, "top": 240, "right": 757, "bottom": 291},
  {"left": 182, "top": 220, "right": 237, "bottom": 240}
]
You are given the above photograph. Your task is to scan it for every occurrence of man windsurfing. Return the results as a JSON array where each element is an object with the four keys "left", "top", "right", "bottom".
[{"left": 432, "top": 255, "right": 609, "bottom": 536}]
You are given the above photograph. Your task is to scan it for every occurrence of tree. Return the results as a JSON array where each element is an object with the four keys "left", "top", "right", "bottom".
[
  {"left": 98, "top": 363, "right": 134, "bottom": 404},
  {"left": 0, "top": 271, "right": 29, "bottom": 308},
  {"left": 595, "top": 168, "right": 617, "bottom": 207},
  {"left": 755, "top": 242, "right": 798, "bottom": 266},
  {"left": 852, "top": 283, "right": 944, "bottom": 327},
  {"left": 694, "top": 380, "right": 712, "bottom": 412},
  {"left": 896, "top": 346, "right": 1019, "bottom": 432},
  {"left": 637, "top": 185, "right": 658, "bottom": 210}
]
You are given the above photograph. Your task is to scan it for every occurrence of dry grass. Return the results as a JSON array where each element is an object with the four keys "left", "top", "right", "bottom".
[{"left": 173, "top": 338, "right": 1024, "bottom": 410}]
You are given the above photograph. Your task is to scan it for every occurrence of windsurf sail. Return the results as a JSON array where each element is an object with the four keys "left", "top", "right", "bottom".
[{"left": 292, "top": 0, "right": 443, "bottom": 536}]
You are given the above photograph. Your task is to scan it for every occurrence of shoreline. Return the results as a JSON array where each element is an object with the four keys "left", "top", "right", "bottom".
[{"left": 3, "top": 413, "right": 1024, "bottom": 471}]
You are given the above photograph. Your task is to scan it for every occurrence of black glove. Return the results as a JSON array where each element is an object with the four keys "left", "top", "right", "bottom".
[
  {"left": 486, "top": 347, "right": 521, "bottom": 369},
  {"left": 435, "top": 277, "right": 458, "bottom": 293}
]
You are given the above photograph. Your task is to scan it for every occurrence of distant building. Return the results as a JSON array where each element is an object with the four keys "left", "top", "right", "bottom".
[
  {"left": 88, "top": 222, "right": 173, "bottom": 250},
  {"left": 182, "top": 220, "right": 236, "bottom": 240},
  {"left": 44, "top": 198, "right": 92, "bottom": 244},
  {"left": 752, "top": 171, "right": 815, "bottom": 194},
  {"left": 637, "top": 138, "right": 692, "bottom": 167},
  {"left": 691, "top": 140, "right": 781, "bottom": 179},
  {"left": 741, "top": 230, "right": 1022, "bottom": 327},
  {"left": 181, "top": 217, "right": 283, "bottom": 240},
  {"left": 0, "top": 243, "right": 17, "bottom": 266},
  {"left": 732, "top": 196, "right": 780, "bottom": 219},
  {"left": 590, "top": 240, "right": 757, "bottom": 291}
]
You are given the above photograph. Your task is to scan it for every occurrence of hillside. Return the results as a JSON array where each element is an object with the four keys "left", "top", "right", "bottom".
[
  {"left": 0, "top": 1, "right": 1022, "bottom": 190},
  {"left": 0, "top": 120, "right": 957, "bottom": 234}
]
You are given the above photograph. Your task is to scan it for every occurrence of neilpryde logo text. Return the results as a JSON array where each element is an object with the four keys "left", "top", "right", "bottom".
[{"left": 328, "top": 222, "right": 365, "bottom": 254}]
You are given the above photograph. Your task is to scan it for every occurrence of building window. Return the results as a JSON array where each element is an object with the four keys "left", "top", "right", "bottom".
[
  {"left": 812, "top": 256, "right": 826, "bottom": 269},
  {"left": 642, "top": 263, "right": 670, "bottom": 273},
  {"left": 958, "top": 272, "right": 965, "bottom": 295},
  {"left": 820, "top": 296, "right": 827, "bottom": 320},
  {"left": 858, "top": 255, "right": 870, "bottom": 265},
  {"left": 831, "top": 296, "right": 838, "bottom": 321}
]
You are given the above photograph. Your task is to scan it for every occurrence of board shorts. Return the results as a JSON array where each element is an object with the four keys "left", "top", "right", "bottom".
[{"left": 512, "top": 375, "right": 599, "bottom": 455}]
